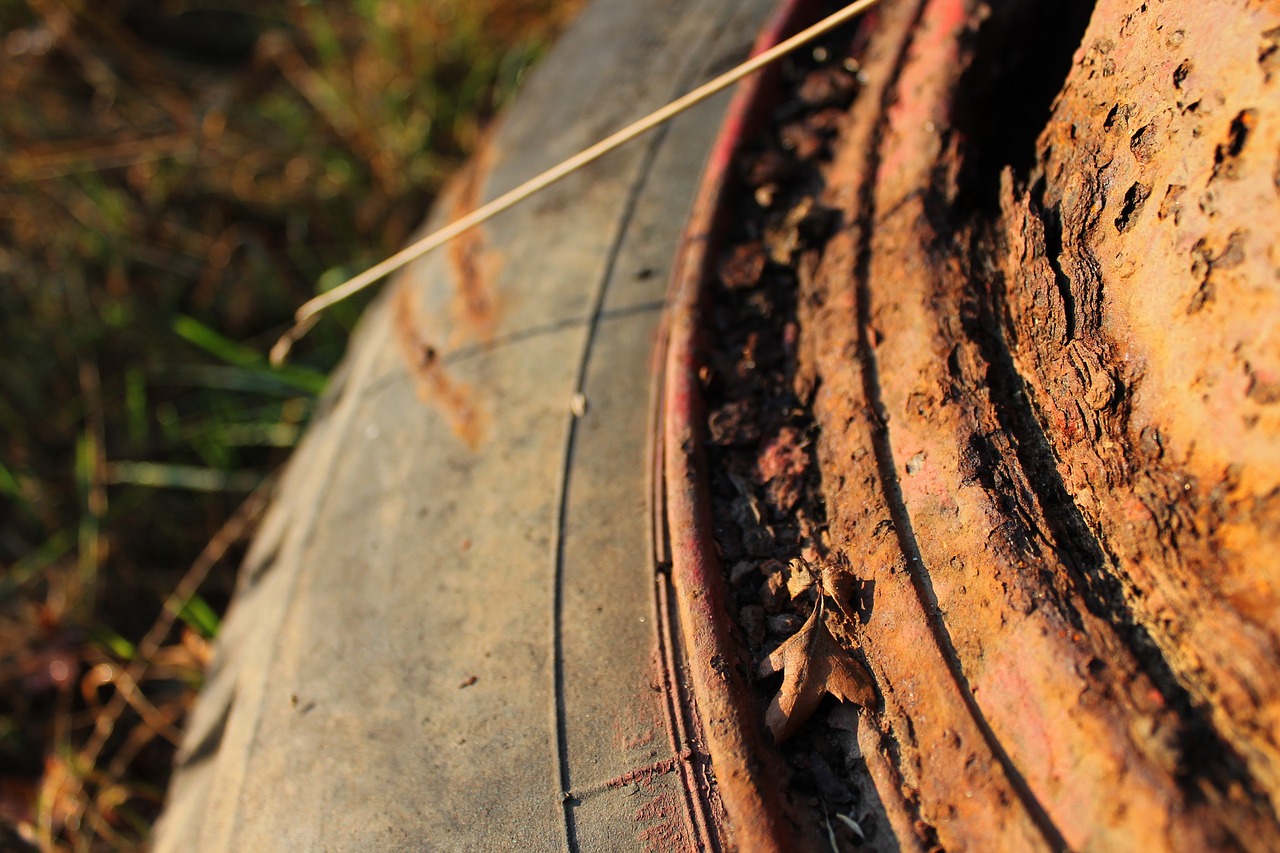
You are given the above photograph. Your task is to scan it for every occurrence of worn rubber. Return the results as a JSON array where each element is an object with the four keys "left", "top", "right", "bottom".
[{"left": 152, "top": 1, "right": 775, "bottom": 850}]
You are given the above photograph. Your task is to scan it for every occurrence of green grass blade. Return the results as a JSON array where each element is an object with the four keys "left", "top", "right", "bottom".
[
  {"left": 106, "top": 461, "right": 261, "bottom": 493},
  {"left": 173, "top": 314, "right": 328, "bottom": 395},
  {"left": 177, "top": 594, "right": 221, "bottom": 639}
]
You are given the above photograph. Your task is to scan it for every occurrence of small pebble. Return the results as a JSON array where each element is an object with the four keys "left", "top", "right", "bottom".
[{"left": 767, "top": 612, "right": 803, "bottom": 634}]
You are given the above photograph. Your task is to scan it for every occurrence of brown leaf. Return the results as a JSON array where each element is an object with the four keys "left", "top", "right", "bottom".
[
  {"left": 758, "top": 597, "right": 875, "bottom": 743},
  {"left": 784, "top": 557, "right": 817, "bottom": 600}
]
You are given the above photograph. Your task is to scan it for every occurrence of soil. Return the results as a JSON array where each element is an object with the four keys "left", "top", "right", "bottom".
[{"left": 698, "top": 19, "right": 888, "bottom": 851}]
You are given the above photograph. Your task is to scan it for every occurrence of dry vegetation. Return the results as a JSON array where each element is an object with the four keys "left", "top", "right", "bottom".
[{"left": 0, "top": 1, "right": 581, "bottom": 848}]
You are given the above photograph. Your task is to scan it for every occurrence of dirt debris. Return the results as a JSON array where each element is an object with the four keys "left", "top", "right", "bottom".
[{"left": 697, "top": 20, "right": 887, "bottom": 850}]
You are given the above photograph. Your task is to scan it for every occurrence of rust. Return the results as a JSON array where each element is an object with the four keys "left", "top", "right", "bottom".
[
  {"left": 599, "top": 756, "right": 681, "bottom": 792},
  {"left": 800, "top": 0, "right": 1280, "bottom": 847},
  {"left": 635, "top": 785, "right": 695, "bottom": 853},
  {"left": 446, "top": 136, "right": 502, "bottom": 344},
  {"left": 665, "top": 0, "right": 1280, "bottom": 847},
  {"left": 987, "top": 0, "right": 1280, "bottom": 836},
  {"left": 391, "top": 284, "right": 486, "bottom": 450}
]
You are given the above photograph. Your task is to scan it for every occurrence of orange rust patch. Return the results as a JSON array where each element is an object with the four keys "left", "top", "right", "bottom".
[
  {"left": 635, "top": 784, "right": 693, "bottom": 852},
  {"left": 598, "top": 756, "right": 680, "bottom": 791},
  {"left": 447, "top": 137, "right": 502, "bottom": 345},
  {"left": 622, "top": 727, "right": 657, "bottom": 752},
  {"left": 392, "top": 284, "right": 487, "bottom": 450}
]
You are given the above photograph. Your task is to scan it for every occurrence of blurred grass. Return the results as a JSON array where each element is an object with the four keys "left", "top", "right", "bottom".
[{"left": 0, "top": 0, "right": 582, "bottom": 849}]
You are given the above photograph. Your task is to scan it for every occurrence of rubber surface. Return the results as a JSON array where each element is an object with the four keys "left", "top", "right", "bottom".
[{"left": 152, "top": 1, "right": 775, "bottom": 849}]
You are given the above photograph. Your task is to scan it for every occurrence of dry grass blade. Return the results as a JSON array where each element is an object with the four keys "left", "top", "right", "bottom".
[
  {"left": 6, "top": 134, "right": 197, "bottom": 184},
  {"left": 61, "top": 481, "right": 271, "bottom": 850},
  {"left": 270, "top": 0, "right": 889, "bottom": 364},
  {"left": 3, "top": 2, "right": 585, "bottom": 847},
  {"left": 79, "top": 481, "right": 270, "bottom": 767}
]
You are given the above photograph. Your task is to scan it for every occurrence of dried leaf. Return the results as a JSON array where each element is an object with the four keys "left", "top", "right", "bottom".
[
  {"left": 784, "top": 558, "right": 816, "bottom": 599},
  {"left": 758, "top": 597, "right": 875, "bottom": 743}
]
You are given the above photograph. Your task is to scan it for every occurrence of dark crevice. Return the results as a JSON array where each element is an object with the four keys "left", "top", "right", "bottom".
[
  {"left": 958, "top": 424, "right": 1086, "bottom": 634},
  {"left": 1173, "top": 60, "right": 1192, "bottom": 89},
  {"left": 951, "top": 0, "right": 1096, "bottom": 214},
  {"left": 1029, "top": 186, "right": 1079, "bottom": 342},
  {"left": 970, "top": 231, "right": 1157, "bottom": 636},
  {"left": 1113, "top": 181, "right": 1151, "bottom": 233},
  {"left": 1212, "top": 109, "right": 1257, "bottom": 181},
  {"left": 942, "top": 0, "right": 1115, "bottom": 633}
]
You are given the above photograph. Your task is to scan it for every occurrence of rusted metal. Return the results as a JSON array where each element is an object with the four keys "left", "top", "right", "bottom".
[{"left": 796, "top": 0, "right": 1280, "bottom": 848}]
